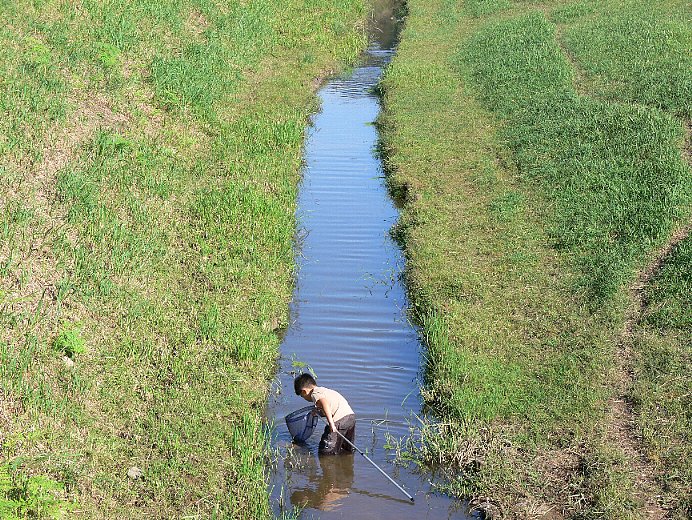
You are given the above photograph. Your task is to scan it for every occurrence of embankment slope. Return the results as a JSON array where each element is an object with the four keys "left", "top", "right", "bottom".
[
  {"left": 382, "top": 0, "right": 690, "bottom": 517},
  {"left": 0, "top": 1, "right": 366, "bottom": 517}
]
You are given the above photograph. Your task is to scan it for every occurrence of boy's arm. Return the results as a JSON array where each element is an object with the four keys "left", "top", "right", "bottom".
[{"left": 316, "top": 397, "right": 336, "bottom": 433}]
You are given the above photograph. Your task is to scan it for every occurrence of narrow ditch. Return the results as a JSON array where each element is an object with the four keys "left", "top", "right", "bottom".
[{"left": 264, "top": 2, "right": 472, "bottom": 518}]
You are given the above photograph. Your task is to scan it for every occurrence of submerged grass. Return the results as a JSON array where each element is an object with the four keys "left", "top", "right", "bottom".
[
  {"left": 382, "top": 0, "right": 690, "bottom": 517},
  {"left": 0, "top": 0, "right": 366, "bottom": 517}
]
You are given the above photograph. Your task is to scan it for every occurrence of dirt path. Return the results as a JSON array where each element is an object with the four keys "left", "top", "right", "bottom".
[
  {"left": 612, "top": 230, "right": 689, "bottom": 520},
  {"left": 611, "top": 123, "right": 692, "bottom": 520}
]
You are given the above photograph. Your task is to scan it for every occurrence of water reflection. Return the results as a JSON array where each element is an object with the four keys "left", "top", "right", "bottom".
[{"left": 290, "top": 452, "right": 355, "bottom": 512}]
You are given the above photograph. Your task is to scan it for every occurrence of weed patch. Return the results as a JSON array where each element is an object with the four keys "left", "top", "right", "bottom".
[
  {"left": 0, "top": 462, "right": 73, "bottom": 520},
  {"left": 52, "top": 322, "right": 85, "bottom": 359}
]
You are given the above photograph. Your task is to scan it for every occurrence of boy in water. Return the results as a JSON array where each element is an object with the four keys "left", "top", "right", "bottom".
[{"left": 294, "top": 373, "right": 356, "bottom": 455}]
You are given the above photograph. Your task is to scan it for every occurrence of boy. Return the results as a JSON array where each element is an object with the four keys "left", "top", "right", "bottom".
[{"left": 294, "top": 373, "right": 356, "bottom": 455}]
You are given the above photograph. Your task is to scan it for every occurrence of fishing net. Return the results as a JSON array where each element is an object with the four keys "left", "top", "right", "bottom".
[{"left": 285, "top": 405, "right": 319, "bottom": 443}]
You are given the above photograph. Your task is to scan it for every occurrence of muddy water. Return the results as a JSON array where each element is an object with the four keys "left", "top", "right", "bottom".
[{"left": 266, "top": 3, "right": 471, "bottom": 519}]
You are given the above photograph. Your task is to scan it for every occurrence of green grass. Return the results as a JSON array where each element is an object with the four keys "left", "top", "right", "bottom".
[
  {"left": 382, "top": 0, "right": 690, "bottom": 516},
  {"left": 464, "top": 10, "right": 689, "bottom": 305},
  {"left": 0, "top": 462, "right": 72, "bottom": 520},
  {"left": 464, "top": 0, "right": 512, "bottom": 17},
  {"left": 0, "top": 0, "right": 366, "bottom": 517},
  {"left": 561, "top": 0, "right": 692, "bottom": 117}
]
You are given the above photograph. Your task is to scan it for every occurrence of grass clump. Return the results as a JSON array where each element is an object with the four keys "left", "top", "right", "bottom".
[{"left": 52, "top": 323, "right": 85, "bottom": 359}]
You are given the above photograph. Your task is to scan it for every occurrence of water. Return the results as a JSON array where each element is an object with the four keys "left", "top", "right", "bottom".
[{"left": 266, "top": 3, "right": 472, "bottom": 519}]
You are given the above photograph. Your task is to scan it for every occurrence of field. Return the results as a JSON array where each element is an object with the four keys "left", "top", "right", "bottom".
[
  {"left": 381, "top": 0, "right": 690, "bottom": 517},
  {"left": 0, "top": 0, "right": 366, "bottom": 517},
  {"left": 2, "top": 0, "right": 689, "bottom": 517}
]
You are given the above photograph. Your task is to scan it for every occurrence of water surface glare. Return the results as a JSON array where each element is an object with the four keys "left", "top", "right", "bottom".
[{"left": 267, "top": 6, "right": 471, "bottom": 519}]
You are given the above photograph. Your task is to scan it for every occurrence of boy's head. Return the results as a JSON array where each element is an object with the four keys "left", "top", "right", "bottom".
[{"left": 294, "top": 373, "right": 317, "bottom": 402}]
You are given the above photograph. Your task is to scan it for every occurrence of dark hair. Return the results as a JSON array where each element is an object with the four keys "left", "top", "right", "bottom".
[{"left": 294, "top": 373, "right": 316, "bottom": 395}]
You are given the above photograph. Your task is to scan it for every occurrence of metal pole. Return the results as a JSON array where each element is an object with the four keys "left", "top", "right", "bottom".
[{"left": 322, "top": 419, "right": 415, "bottom": 503}]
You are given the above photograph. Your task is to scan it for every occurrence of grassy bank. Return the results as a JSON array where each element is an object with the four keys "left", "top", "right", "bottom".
[
  {"left": 382, "top": 0, "right": 690, "bottom": 517},
  {"left": 0, "top": 0, "right": 366, "bottom": 517}
]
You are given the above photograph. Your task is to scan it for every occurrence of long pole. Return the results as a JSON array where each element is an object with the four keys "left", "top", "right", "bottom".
[{"left": 323, "top": 419, "right": 415, "bottom": 503}]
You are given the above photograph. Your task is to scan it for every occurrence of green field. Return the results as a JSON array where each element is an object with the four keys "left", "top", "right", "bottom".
[
  {"left": 382, "top": 0, "right": 690, "bottom": 517},
  {"left": 2, "top": 0, "right": 689, "bottom": 518},
  {"left": 0, "top": 0, "right": 366, "bottom": 517}
]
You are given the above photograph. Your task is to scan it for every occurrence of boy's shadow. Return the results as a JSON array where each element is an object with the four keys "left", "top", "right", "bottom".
[{"left": 290, "top": 452, "right": 355, "bottom": 512}]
